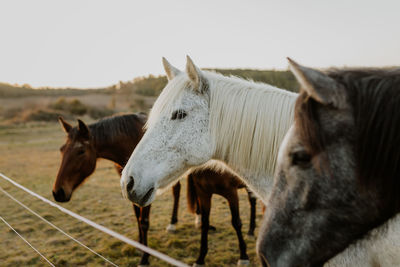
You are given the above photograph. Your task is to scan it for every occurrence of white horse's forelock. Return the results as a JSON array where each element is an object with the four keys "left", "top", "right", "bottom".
[
  {"left": 145, "top": 73, "right": 190, "bottom": 130},
  {"left": 146, "top": 70, "right": 297, "bottom": 179}
]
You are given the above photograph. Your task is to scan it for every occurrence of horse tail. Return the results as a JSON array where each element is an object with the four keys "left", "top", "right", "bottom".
[{"left": 187, "top": 173, "right": 197, "bottom": 214}]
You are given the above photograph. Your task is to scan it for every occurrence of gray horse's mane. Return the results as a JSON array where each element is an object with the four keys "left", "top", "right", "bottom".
[{"left": 296, "top": 68, "right": 400, "bottom": 211}]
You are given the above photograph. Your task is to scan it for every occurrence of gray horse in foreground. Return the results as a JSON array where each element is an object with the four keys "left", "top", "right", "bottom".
[{"left": 258, "top": 59, "right": 400, "bottom": 267}]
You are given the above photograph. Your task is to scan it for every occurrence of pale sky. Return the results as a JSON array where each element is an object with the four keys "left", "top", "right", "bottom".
[{"left": 1, "top": 0, "right": 399, "bottom": 88}]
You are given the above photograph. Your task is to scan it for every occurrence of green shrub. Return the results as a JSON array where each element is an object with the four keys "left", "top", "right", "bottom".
[
  {"left": 2, "top": 107, "right": 23, "bottom": 120},
  {"left": 69, "top": 99, "right": 87, "bottom": 115},
  {"left": 49, "top": 97, "right": 68, "bottom": 111},
  {"left": 87, "top": 106, "right": 114, "bottom": 119},
  {"left": 49, "top": 97, "right": 87, "bottom": 115},
  {"left": 21, "top": 109, "right": 67, "bottom": 122}
]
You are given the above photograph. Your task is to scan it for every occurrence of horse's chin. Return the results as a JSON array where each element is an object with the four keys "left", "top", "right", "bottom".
[{"left": 134, "top": 189, "right": 156, "bottom": 207}]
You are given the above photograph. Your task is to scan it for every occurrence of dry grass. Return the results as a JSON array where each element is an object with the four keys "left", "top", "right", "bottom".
[{"left": 0, "top": 122, "right": 263, "bottom": 266}]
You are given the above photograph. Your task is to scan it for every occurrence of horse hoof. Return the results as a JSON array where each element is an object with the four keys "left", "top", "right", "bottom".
[
  {"left": 166, "top": 224, "right": 177, "bottom": 232},
  {"left": 193, "top": 263, "right": 205, "bottom": 267},
  {"left": 138, "top": 265, "right": 150, "bottom": 267},
  {"left": 237, "top": 259, "right": 250, "bottom": 266}
]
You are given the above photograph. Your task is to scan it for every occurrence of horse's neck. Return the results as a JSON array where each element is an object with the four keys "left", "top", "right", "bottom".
[
  {"left": 325, "top": 212, "right": 400, "bottom": 266},
  {"left": 209, "top": 80, "right": 297, "bottom": 202},
  {"left": 91, "top": 127, "right": 139, "bottom": 167},
  {"left": 94, "top": 138, "right": 133, "bottom": 167},
  {"left": 224, "top": 165, "right": 274, "bottom": 203}
]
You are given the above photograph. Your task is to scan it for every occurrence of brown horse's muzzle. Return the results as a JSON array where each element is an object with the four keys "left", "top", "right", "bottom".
[{"left": 52, "top": 188, "right": 70, "bottom": 202}]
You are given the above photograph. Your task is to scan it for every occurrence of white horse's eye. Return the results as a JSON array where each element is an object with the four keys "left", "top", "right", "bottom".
[{"left": 171, "top": 109, "right": 187, "bottom": 120}]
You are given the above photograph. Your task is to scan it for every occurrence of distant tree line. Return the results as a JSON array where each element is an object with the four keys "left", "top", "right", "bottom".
[
  {"left": 117, "top": 69, "right": 298, "bottom": 97},
  {"left": 0, "top": 69, "right": 298, "bottom": 99},
  {"left": 0, "top": 82, "right": 115, "bottom": 98}
]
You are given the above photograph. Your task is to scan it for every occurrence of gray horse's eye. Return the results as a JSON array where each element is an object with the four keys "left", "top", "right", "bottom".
[
  {"left": 171, "top": 109, "right": 187, "bottom": 120},
  {"left": 291, "top": 150, "right": 311, "bottom": 167}
]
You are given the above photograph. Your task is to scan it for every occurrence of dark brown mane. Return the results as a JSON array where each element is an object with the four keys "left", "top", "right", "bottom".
[
  {"left": 69, "top": 113, "right": 146, "bottom": 145},
  {"left": 295, "top": 68, "right": 400, "bottom": 211}
]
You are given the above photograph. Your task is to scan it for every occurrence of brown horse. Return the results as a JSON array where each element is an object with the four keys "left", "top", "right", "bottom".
[
  {"left": 53, "top": 114, "right": 258, "bottom": 266},
  {"left": 187, "top": 166, "right": 256, "bottom": 266},
  {"left": 53, "top": 113, "right": 174, "bottom": 266}
]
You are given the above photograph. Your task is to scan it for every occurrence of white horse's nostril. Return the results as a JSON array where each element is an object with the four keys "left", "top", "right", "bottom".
[{"left": 126, "top": 176, "right": 134, "bottom": 192}]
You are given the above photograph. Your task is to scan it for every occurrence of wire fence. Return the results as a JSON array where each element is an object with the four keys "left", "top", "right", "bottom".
[
  {"left": 0, "top": 215, "right": 56, "bottom": 267},
  {"left": 0, "top": 172, "right": 189, "bottom": 267}
]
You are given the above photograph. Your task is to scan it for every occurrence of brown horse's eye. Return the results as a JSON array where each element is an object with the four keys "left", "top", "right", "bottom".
[
  {"left": 171, "top": 109, "right": 187, "bottom": 120},
  {"left": 291, "top": 150, "right": 311, "bottom": 167},
  {"left": 77, "top": 149, "right": 85, "bottom": 155}
]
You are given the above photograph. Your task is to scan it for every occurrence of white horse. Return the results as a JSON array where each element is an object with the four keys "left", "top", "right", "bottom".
[
  {"left": 121, "top": 56, "right": 296, "bottom": 207},
  {"left": 121, "top": 57, "right": 399, "bottom": 266}
]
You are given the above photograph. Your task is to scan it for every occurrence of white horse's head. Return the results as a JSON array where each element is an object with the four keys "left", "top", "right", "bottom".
[{"left": 121, "top": 56, "right": 214, "bottom": 206}]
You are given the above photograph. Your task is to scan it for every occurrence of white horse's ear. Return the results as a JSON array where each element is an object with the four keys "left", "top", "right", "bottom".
[
  {"left": 162, "top": 57, "right": 181, "bottom": 81},
  {"left": 186, "top": 55, "right": 208, "bottom": 93},
  {"left": 288, "top": 58, "right": 346, "bottom": 109}
]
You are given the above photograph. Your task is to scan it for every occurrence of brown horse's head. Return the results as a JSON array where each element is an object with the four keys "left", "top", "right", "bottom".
[{"left": 53, "top": 117, "right": 97, "bottom": 202}]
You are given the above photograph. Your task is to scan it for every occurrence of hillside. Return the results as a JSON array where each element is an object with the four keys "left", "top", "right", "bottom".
[
  {"left": 0, "top": 69, "right": 297, "bottom": 99},
  {"left": 0, "top": 69, "right": 298, "bottom": 124}
]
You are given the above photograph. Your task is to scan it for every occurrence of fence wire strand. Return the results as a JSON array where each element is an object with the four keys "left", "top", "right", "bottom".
[
  {"left": 0, "top": 215, "right": 55, "bottom": 267},
  {"left": 0, "top": 173, "right": 189, "bottom": 267},
  {"left": 0, "top": 186, "right": 118, "bottom": 267}
]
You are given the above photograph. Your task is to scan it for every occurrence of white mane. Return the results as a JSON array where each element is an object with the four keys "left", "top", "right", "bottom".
[
  {"left": 146, "top": 70, "right": 297, "bottom": 179},
  {"left": 206, "top": 72, "right": 297, "bottom": 177}
]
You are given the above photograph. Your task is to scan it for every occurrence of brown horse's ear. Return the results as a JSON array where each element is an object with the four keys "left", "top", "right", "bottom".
[
  {"left": 287, "top": 57, "right": 346, "bottom": 109},
  {"left": 59, "top": 116, "right": 72, "bottom": 133},
  {"left": 77, "top": 119, "right": 90, "bottom": 140}
]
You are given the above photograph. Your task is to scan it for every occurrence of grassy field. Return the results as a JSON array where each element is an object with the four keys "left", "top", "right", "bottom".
[{"left": 0, "top": 122, "right": 263, "bottom": 266}]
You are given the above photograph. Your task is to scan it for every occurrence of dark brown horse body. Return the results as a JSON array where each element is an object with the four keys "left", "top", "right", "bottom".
[
  {"left": 53, "top": 114, "right": 257, "bottom": 266},
  {"left": 187, "top": 167, "right": 255, "bottom": 266},
  {"left": 53, "top": 113, "right": 157, "bottom": 266}
]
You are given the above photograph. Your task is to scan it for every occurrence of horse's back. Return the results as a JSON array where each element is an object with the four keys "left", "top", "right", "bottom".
[{"left": 190, "top": 168, "right": 245, "bottom": 195}]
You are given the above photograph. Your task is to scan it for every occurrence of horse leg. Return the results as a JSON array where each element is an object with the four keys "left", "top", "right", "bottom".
[
  {"left": 227, "top": 191, "right": 250, "bottom": 266},
  {"left": 133, "top": 205, "right": 143, "bottom": 243},
  {"left": 138, "top": 205, "right": 151, "bottom": 266},
  {"left": 193, "top": 186, "right": 215, "bottom": 231},
  {"left": 166, "top": 181, "right": 181, "bottom": 232},
  {"left": 194, "top": 193, "right": 211, "bottom": 267},
  {"left": 194, "top": 198, "right": 202, "bottom": 229},
  {"left": 246, "top": 188, "right": 257, "bottom": 237}
]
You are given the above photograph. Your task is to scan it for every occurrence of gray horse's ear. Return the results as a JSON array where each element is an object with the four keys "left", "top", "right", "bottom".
[
  {"left": 162, "top": 57, "right": 181, "bottom": 81},
  {"left": 186, "top": 55, "right": 208, "bottom": 93},
  {"left": 288, "top": 58, "right": 346, "bottom": 109},
  {"left": 77, "top": 119, "right": 90, "bottom": 140},
  {"left": 58, "top": 116, "right": 72, "bottom": 133}
]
